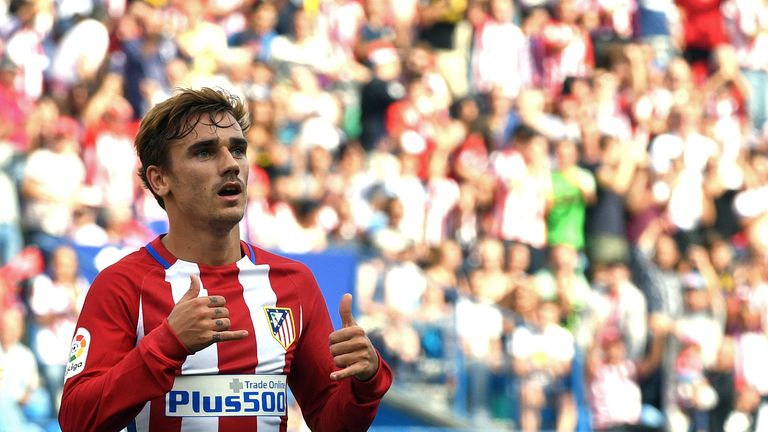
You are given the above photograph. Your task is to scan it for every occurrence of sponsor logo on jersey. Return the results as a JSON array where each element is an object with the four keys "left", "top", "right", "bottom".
[
  {"left": 263, "top": 306, "right": 295, "bottom": 350},
  {"left": 166, "top": 374, "right": 287, "bottom": 417},
  {"left": 64, "top": 327, "right": 91, "bottom": 380}
]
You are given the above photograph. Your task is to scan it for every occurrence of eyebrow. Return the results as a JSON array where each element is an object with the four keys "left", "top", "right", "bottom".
[{"left": 187, "top": 137, "right": 248, "bottom": 154}]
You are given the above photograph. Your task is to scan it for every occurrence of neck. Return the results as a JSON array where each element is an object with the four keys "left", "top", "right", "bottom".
[{"left": 162, "top": 225, "right": 243, "bottom": 266}]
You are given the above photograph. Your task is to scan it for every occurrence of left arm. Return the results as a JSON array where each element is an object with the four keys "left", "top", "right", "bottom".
[{"left": 287, "top": 265, "right": 393, "bottom": 432}]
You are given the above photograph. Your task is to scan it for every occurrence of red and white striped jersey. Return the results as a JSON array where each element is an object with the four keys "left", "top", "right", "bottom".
[{"left": 59, "top": 236, "right": 392, "bottom": 432}]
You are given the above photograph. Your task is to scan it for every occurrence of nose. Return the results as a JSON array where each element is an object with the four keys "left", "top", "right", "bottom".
[{"left": 218, "top": 147, "right": 240, "bottom": 177}]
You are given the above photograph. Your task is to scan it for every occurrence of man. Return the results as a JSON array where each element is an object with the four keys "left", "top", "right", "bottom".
[{"left": 58, "top": 88, "right": 392, "bottom": 431}]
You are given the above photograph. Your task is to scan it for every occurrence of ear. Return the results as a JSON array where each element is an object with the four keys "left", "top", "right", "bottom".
[{"left": 145, "top": 165, "right": 170, "bottom": 198}]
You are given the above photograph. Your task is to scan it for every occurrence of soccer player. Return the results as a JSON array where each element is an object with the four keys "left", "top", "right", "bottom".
[{"left": 58, "top": 87, "right": 392, "bottom": 431}]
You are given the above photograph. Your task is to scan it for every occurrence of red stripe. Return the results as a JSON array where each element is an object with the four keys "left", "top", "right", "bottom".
[
  {"left": 201, "top": 265, "right": 258, "bottom": 431},
  {"left": 149, "top": 397, "right": 181, "bottom": 432}
]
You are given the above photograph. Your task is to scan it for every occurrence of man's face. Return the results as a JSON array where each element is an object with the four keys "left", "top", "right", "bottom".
[{"left": 157, "top": 112, "right": 249, "bottom": 233}]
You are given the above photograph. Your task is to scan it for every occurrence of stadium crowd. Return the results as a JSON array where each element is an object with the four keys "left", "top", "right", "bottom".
[{"left": 2, "top": 0, "right": 768, "bottom": 430}]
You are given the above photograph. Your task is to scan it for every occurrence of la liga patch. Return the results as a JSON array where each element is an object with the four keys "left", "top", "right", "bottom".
[{"left": 64, "top": 327, "right": 91, "bottom": 380}]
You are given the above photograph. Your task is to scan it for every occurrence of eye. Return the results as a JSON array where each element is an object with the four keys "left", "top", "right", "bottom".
[
  {"left": 231, "top": 145, "right": 247, "bottom": 158},
  {"left": 195, "top": 149, "right": 211, "bottom": 158}
]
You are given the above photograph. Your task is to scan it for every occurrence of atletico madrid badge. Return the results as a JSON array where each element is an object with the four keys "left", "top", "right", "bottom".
[{"left": 263, "top": 306, "right": 296, "bottom": 350}]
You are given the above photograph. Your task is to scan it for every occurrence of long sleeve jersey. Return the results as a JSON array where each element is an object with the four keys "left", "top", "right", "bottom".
[{"left": 59, "top": 236, "right": 392, "bottom": 432}]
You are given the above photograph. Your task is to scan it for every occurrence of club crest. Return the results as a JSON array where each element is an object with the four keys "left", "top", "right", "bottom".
[{"left": 263, "top": 306, "right": 296, "bottom": 350}]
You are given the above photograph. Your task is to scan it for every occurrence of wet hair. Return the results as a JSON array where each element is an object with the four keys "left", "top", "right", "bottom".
[{"left": 134, "top": 87, "right": 250, "bottom": 209}]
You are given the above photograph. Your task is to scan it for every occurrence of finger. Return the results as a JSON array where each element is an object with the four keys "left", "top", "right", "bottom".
[
  {"left": 178, "top": 275, "right": 201, "bottom": 304},
  {"left": 338, "top": 293, "right": 355, "bottom": 328},
  {"left": 210, "top": 307, "right": 229, "bottom": 319},
  {"left": 329, "top": 338, "right": 369, "bottom": 356},
  {"left": 329, "top": 326, "right": 365, "bottom": 345},
  {"left": 332, "top": 352, "right": 367, "bottom": 369},
  {"left": 213, "top": 318, "right": 231, "bottom": 331},
  {"left": 207, "top": 296, "right": 226, "bottom": 307},
  {"left": 211, "top": 330, "right": 249, "bottom": 343},
  {"left": 330, "top": 364, "right": 366, "bottom": 381}
]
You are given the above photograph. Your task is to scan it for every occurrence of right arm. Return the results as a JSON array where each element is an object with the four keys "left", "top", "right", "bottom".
[
  {"left": 59, "top": 270, "right": 245, "bottom": 432},
  {"left": 58, "top": 267, "right": 189, "bottom": 432}
]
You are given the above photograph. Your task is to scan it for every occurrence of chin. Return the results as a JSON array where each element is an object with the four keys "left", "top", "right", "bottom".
[{"left": 210, "top": 209, "right": 246, "bottom": 232}]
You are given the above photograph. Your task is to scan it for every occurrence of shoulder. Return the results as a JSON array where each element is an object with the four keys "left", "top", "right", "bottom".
[
  {"left": 253, "top": 246, "right": 310, "bottom": 270},
  {"left": 251, "top": 246, "right": 318, "bottom": 285},
  {"left": 88, "top": 247, "right": 164, "bottom": 296}
]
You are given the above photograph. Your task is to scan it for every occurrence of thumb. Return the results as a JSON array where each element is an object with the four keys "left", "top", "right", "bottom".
[
  {"left": 338, "top": 293, "right": 356, "bottom": 328},
  {"left": 178, "top": 274, "right": 201, "bottom": 304}
]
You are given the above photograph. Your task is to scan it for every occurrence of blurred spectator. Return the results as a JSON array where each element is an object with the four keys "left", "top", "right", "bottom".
[
  {"left": 449, "top": 95, "right": 490, "bottom": 185},
  {"left": 402, "top": 42, "right": 451, "bottom": 116},
  {"left": 455, "top": 289, "right": 504, "bottom": 419},
  {"left": 3, "top": 0, "right": 48, "bottom": 101},
  {"left": 533, "top": 244, "right": 592, "bottom": 343},
  {"left": 676, "top": 0, "right": 729, "bottom": 80},
  {"left": 385, "top": 152, "right": 427, "bottom": 242},
  {"left": 116, "top": 2, "right": 179, "bottom": 120},
  {"left": 385, "top": 76, "right": 437, "bottom": 159},
  {"left": 590, "top": 260, "right": 648, "bottom": 362},
  {"left": 633, "top": 220, "right": 684, "bottom": 317},
  {"left": 354, "top": 0, "right": 397, "bottom": 63},
  {"left": 539, "top": 0, "right": 592, "bottom": 96},
  {"left": 80, "top": 78, "right": 140, "bottom": 212},
  {"left": 416, "top": 0, "right": 470, "bottom": 96},
  {"left": 425, "top": 239, "right": 468, "bottom": 297},
  {"left": 175, "top": 0, "right": 229, "bottom": 79},
  {"left": 0, "top": 306, "right": 55, "bottom": 432},
  {"left": 491, "top": 125, "right": 552, "bottom": 272},
  {"left": 469, "top": 0, "right": 533, "bottom": 99},
  {"left": 734, "top": 147, "right": 768, "bottom": 256},
  {"left": 584, "top": 135, "right": 642, "bottom": 267},
  {"left": 424, "top": 152, "right": 461, "bottom": 245},
  {"left": 271, "top": 7, "right": 341, "bottom": 77},
  {"left": 28, "top": 245, "right": 88, "bottom": 411},
  {"left": 635, "top": 0, "right": 681, "bottom": 70},
  {"left": 723, "top": 0, "right": 768, "bottom": 135},
  {"left": 729, "top": 302, "right": 768, "bottom": 430},
  {"left": 48, "top": 18, "right": 109, "bottom": 98},
  {"left": 0, "top": 150, "right": 21, "bottom": 265},
  {"left": 359, "top": 41, "right": 404, "bottom": 151},
  {"left": 469, "top": 236, "right": 512, "bottom": 304},
  {"left": 20, "top": 115, "right": 85, "bottom": 255},
  {"left": 706, "top": 337, "right": 738, "bottom": 432},
  {"left": 510, "top": 299, "right": 577, "bottom": 431},
  {"left": 0, "top": 54, "right": 32, "bottom": 154},
  {"left": 228, "top": 1, "right": 278, "bottom": 62},
  {"left": 586, "top": 314, "right": 671, "bottom": 431},
  {"left": 547, "top": 138, "right": 596, "bottom": 249}
]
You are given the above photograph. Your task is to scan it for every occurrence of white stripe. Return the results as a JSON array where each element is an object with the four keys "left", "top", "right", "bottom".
[
  {"left": 165, "top": 261, "right": 219, "bottom": 432},
  {"left": 136, "top": 295, "right": 145, "bottom": 343},
  {"left": 133, "top": 403, "right": 151, "bottom": 432},
  {"left": 133, "top": 296, "right": 150, "bottom": 432},
  {"left": 237, "top": 258, "right": 286, "bottom": 432}
]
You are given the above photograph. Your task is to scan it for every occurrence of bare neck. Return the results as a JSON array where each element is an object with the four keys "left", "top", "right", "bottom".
[{"left": 162, "top": 225, "right": 243, "bottom": 266}]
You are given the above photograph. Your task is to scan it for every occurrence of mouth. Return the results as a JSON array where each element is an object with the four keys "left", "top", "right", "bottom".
[{"left": 217, "top": 181, "right": 244, "bottom": 200}]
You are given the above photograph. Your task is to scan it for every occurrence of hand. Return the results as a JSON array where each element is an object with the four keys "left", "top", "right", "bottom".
[
  {"left": 328, "top": 294, "right": 379, "bottom": 382},
  {"left": 167, "top": 275, "right": 248, "bottom": 353}
]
